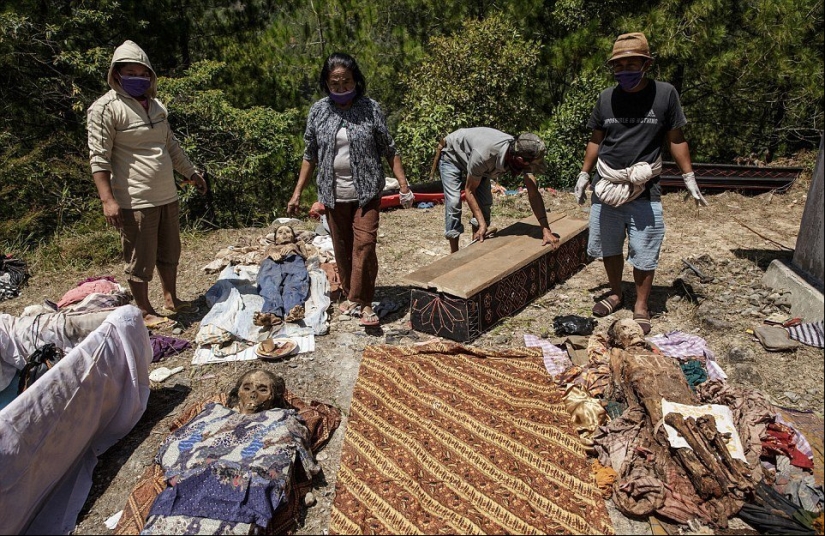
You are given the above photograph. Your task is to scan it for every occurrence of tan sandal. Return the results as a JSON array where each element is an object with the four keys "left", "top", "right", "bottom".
[
  {"left": 339, "top": 300, "right": 358, "bottom": 314},
  {"left": 360, "top": 311, "right": 380, "bottom": 327}
]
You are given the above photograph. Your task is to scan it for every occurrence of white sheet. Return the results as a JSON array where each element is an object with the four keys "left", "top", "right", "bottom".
[
  {"left": 0, "top": 305, "right": 151, "bottom": 534},
  {"left": 303, "top": 255, "right": 331, "bottom": 335},
  {"left": 661, "top": 398, "right": 747, "bottom": 462},
  {"left": 199, "top": 265, "right": 269, "bottom": 344},
  {"left": 0, "top": 309, "right": 112, "bottom": 391},
  {"left": 192, "top": 327, "right": 315, "bottom": 365}
]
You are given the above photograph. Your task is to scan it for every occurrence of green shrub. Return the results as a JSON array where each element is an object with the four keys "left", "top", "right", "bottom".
[
  {"left": 539, "top": 72, "right": 605, "bottom": 188},
  {"left": 395, "top": 14, "right": 541, "bottom": 183},
  {"left": 159, "top": 61, "right": 305, "bottom": 228}
]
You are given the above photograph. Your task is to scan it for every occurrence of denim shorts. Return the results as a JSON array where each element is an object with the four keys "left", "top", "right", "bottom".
[
  {"left": 440, "top": 158, "right": 492, "bottom": 238},
  {"left": 587, "top": 198, "right": 665, "bottom": 271}
]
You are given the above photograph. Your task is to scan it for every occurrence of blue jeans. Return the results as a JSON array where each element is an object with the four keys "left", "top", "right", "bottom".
[
  {"left": 440, "top": 158, "right": 492, "bottom": 239},
  {"left": 257, "top": 255, "right": 310, "bottom": 318}
]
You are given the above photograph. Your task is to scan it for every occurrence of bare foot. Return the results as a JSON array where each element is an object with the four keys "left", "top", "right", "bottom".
[{"left": 253, "top": 312, "right": 283, "bottom": 328}]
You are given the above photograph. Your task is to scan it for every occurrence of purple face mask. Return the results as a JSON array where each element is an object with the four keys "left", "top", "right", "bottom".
[
  {"left": 120, "top": 75, "right": 151, "bottom": 97},
  {"left": 329, "top": 88, "right": 356, "bottom": 105},
  {"left": 614, "top": 70, "right": 645, "bottom": 92}
]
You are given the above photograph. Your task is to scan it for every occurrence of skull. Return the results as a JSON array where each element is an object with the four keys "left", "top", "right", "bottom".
[
  {"left": 608, "top": 318, "right": 646, "bottom": 349},
  {"left": 236, "top": 370, "right": 282, "bottom": 414},
  {"left": 275, "top": 225, "right": 296, "bottom": 245}
]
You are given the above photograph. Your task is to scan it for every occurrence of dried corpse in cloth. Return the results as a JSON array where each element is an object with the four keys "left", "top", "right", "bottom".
[
  {"left": 192, "top": 254, "right": 330, "bottom": 364},
  {"left": 114, "top": 372, "right": 342, "bottom": 535},
  {"left": 330, "top": 341, "right": 614, "bottom": 535}
]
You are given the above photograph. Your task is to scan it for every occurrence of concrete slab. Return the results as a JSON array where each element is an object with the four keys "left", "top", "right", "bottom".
[{"left": 763, "top": 259, "right": 825, "bottom": 321}]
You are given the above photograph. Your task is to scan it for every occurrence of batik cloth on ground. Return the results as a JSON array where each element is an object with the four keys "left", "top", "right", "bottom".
[{"left": 329, "top": 341, "right": 614, "bottom": 535}]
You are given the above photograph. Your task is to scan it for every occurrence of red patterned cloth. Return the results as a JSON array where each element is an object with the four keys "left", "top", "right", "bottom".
[{"left": 762, "top": 421, "right": 814, "bottom": 469}]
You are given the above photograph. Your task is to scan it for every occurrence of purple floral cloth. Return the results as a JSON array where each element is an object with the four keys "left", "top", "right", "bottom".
[
  {"left": 149, "top": 403, "right": 318, "bottom": 528},
  {"left": 524, "top": 334, "right": 570, "bottom": 376}
]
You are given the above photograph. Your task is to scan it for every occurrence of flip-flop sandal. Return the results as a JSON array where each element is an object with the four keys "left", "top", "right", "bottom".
[
  {"left": 592, "top": 296, "right": 623, "bottom": 317},
  {"left": 360, "top": 311, "right": 380, "bottom": 327},
  {"left": 633, "top": 313, "right": 652, "bottom": 335},
  {"left": 339, "top": 300, "right": 358, "bottom": 314},
  {"left": 164, "top": 302, "right": 199, "bottom": 315},
  {"left": 144, "top": 316, "right": 176, "bottom": 329},
  {"left": 255, "top": 338, "right": 298, "bottom": 360}
]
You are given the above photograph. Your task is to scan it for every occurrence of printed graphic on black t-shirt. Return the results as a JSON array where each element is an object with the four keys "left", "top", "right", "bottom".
[{"left": 605, "top": 83, "right": 658, "bottom": 128}]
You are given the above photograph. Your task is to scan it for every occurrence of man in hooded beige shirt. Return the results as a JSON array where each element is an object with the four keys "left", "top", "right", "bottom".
[{"left": 87, "top": 40, "right": 207, "bottom": 327}]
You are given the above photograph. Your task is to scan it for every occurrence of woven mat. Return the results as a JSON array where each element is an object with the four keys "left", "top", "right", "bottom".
[{"left": 330, "top": 341, "right": 614, "bottom": 535}]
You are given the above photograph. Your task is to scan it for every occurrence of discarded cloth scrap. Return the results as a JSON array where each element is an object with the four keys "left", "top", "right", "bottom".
[
  {"left": 787, "top": 321, "right": 824, "bottom": 348},
  {"left": 524, "top": 333, "right": 571, "bottom": 376},
  {"left": 149, "top": 335, "right": 191, "bottom": 363}
]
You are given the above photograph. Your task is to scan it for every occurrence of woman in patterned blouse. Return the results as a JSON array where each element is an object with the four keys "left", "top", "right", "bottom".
[{"left": 288, "top": 52, "right": 412, "bottom": 327}]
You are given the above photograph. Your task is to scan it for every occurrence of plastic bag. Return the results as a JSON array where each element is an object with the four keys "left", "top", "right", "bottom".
[
  {"left": 553, "top": 315, "right": 597, "bottom": 336},
  {"left": 17, "top": 343, "right": 64, "bottom": 395}
]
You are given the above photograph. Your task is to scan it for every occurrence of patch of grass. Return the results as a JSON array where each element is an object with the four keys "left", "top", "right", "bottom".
[{"left": 29, "top": 227, "right": 121, "bottom": 273}]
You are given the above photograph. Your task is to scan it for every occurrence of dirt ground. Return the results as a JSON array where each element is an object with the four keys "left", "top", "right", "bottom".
[{"left": 3, "top": 168, "right": 823, "bottom": 535}]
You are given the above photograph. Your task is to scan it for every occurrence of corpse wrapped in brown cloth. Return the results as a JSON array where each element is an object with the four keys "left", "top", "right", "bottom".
[{"left": 114, "top": 390, "right": 341, "bottom": 535}]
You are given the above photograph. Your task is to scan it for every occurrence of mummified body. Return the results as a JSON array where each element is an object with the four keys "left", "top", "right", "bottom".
[
  {"left": 254, "top": 226, "right": 309, "bottom": 327},
  {"left": 596, "top": 319, "right": 753, "bottom": 528}
]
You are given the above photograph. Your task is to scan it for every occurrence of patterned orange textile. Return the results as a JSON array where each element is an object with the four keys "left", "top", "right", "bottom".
[{"left": 329, "top": 341, "right": 615, "bottom": 535}]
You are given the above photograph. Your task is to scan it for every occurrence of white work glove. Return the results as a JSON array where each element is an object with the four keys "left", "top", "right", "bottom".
[
  {"left": 399, "top": 189, "right": 415, "bottom": 209},
  {"left": 682, "top": 171, "right": 708, "bottom": 206},
  {"left": 574, "top": 171, "right": 591, "bottom": 205}
]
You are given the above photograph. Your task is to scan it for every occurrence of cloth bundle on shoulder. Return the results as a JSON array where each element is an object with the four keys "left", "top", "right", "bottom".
[{"left": 17, "top": 343, "right": 64, "bottom": 395}]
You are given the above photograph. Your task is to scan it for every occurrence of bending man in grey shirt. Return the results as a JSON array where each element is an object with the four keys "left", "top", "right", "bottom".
[{"left": 438, "top": 128, "right": 559, "bottom": 253}]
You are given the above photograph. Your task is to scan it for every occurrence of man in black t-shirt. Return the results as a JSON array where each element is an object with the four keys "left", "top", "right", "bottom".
[{"left": 573, "top": 32, "right": 708, "bottom": 335}]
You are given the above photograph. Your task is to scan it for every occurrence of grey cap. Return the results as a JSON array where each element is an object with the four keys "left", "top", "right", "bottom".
[{"left": 513, "top": 133, "right": 547, "bottom": 173}]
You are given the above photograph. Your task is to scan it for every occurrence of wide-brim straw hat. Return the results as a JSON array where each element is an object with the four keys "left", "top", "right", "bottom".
[{"left": 608, "top": 32, "right": 653, "bottom": 63}]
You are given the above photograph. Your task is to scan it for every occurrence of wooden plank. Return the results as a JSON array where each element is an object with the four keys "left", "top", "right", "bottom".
[
  {"left": 405, "top": 214, "right": 588, "bottom": 299},
  {"left": 403, "top": 212, "right": 565, "bottom": 289},
  {"left": 432, "top": 216, "right": 588, "bottom": 297}
]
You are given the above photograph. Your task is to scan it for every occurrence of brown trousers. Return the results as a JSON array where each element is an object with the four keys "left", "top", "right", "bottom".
[{"left": 325, "top": 198, "right": 380, "bottom": 305}]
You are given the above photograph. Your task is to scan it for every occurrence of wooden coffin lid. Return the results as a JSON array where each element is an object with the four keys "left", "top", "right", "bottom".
[{"left": 404, "top": 214, "right": 588, "bottom": 299}]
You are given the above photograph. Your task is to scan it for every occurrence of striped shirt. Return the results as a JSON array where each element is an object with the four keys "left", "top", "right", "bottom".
[{"left": 302, "top": 96, "right": 397, "bottom": 208}]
